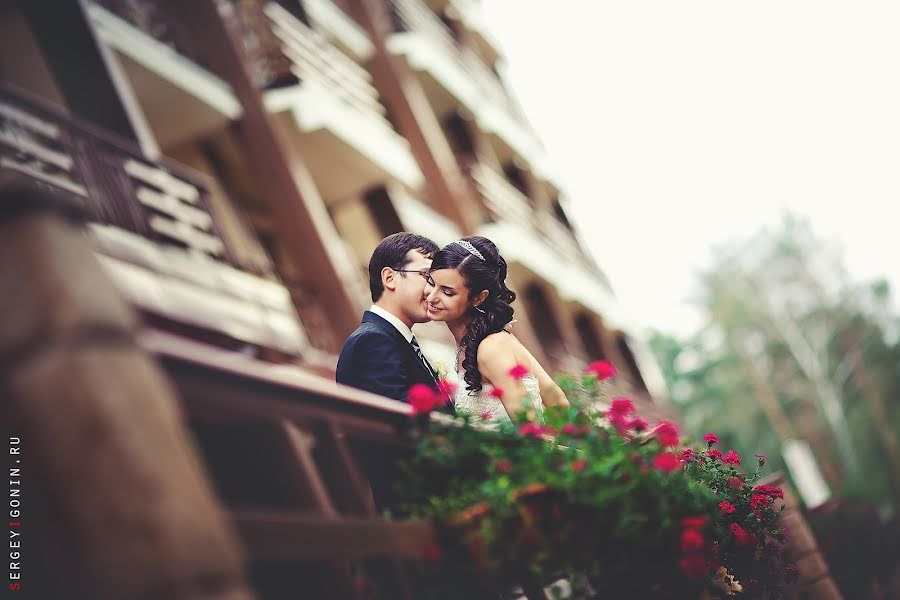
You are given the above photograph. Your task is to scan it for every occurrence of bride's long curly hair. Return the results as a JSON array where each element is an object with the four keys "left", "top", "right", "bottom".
[{"left": 429, "top": 236, "right": 516, "bottom": 393}]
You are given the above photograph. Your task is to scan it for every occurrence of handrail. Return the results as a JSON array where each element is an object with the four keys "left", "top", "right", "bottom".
[{"left": 0, "top": 82, "right": 234, "bottom": 264}]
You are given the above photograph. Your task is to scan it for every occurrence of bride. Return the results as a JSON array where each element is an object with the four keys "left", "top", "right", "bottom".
[{"left": 425, "top": 236, "right": 569, "bottom": 423}]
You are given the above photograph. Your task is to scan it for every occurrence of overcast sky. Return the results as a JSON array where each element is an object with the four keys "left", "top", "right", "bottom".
[{"left": 480, "top": 0, "right": 900, "bottom": 337}]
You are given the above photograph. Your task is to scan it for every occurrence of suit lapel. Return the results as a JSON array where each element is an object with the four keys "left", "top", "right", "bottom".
[{"left": 362, "top": 311, "right": 436, "bottom": 383}]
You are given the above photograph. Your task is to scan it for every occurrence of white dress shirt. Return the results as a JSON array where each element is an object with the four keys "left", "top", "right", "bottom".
[{"left": 368, "top": 305, "right": 413, "bottom": 343}]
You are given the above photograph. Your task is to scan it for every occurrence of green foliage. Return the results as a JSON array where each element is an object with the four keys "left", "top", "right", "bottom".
[{"left": 647, "top": 215, "right": 900, "bottom": 512}]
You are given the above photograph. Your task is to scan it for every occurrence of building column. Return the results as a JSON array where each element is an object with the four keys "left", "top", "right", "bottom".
[
  {"left": 347, "top": 0, "right": 484, "bottom": 235},
  {"left": 21, "top": 0, "right": 160, "bottom": 158},
  {"left": 171, "top": 0, "right": 369, "bottom": 347}
]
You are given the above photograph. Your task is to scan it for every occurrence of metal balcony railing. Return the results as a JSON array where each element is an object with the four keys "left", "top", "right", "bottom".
[{"left": 0, "top": 82, "right": 231, "bottom": 263}]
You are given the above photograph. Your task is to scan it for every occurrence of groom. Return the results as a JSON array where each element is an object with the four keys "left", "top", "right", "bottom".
[{"left": 336, "top": 232, "right": 442, "bottom": 402}]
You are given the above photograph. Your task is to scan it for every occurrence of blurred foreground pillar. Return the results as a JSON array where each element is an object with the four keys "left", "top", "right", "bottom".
[
  {"left": 761, "top": 472, "right": 843, "bottom": 600},
  {"left": 0, "top": 174, "right": 256, "bottom": 599}
]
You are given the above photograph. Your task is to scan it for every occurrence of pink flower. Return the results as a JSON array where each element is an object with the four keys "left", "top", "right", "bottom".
[
  {"left": 681, "top": 528, "right": 705, "bottom": 552},
  {"left": 560, "top": 423, "right": 579, "bottom": 435},
  {"left": 719, "top": 501, "right": 736, "bottom": 515},
  {"left": 479, "top": 410, "right": 494, "bottom": 421},
  {"left": 653, "top": 421, "right": 680, "bottom": 446},
  {"left": 625, "top": 416, "right": 649, "bottom": 431},
  {"left": 652, "top": 452, "right": 681, "bottom": 472},
  {"left": 707, "top": 449, "right": 723, "bottom": 460},
  {"left": 722, "top": 450, "right": 742, "bottom": 466},
  {"left": 702, "top": 433, "right": 720, "bottom": 446},
  {"left": 437, "top": 379, "right": 457, "bottom": 396},
  {"left": 680, "top": 448, "right": 696, "bottom": 463},
  {"left": 408, "top": 384, "right": 441, "bottom": 414},
  {"left": 754, "top": 454, "right": 768, "bottom": 461},
  {"left": 727, "top": 476, "right": 745, "bottom": 490},
  {"left": 609, "top": 397, "right": 635, "bottom": 416},
  {"left": 488, "top": 386, "right": 505, "bottom": 400},
  {"left": 518, "top": 423, "right": 543, "bottom": 437},
  {"left": 508, "top": 364, "right": 529, "bottom": 379},
  {"left": 679, "top": 554, "right": 708, "bottom": 579},
  {"left": 495, "top": 459, "right": 512, "bottom": 473},
  {"left": 585, "top": 360, "right": 617, "bottom": 380},
  {"left": 571, "top": 459, "right": 588, "bottom": 473}
]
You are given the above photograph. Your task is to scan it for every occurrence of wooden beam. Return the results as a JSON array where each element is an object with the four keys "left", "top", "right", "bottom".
[{"left": 232, "top": 512, "right": 435, "bottom": 560}]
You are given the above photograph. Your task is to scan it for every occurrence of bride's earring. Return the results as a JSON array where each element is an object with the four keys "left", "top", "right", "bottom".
[{"left": 474, "top": 304, "right": 486, "bottom": 314}]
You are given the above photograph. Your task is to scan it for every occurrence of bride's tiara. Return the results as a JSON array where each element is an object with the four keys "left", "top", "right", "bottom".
[{"left": 451, "top": 240, "right": 485, "bottom": 261}]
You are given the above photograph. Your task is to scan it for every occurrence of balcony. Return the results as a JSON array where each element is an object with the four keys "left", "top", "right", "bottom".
[
  {"left": 388, "top": 0, "right": 557, "bottom": 184},
  {"left": 0, "top": 82, "right": 311, "bottom": 355},
  {"left": 238, "top": 1, "right": 422, "bottom": 198},
  {"left": 87, "top": 0, "right": 242, "bottom": 147},
  {"left": 463, "top": 161, "right": 629, "bottom": 329}
]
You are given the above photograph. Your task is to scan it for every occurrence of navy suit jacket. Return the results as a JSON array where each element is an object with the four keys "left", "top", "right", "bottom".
[{"left": 336, "top": 311, "right": 439, "bottom": 402}]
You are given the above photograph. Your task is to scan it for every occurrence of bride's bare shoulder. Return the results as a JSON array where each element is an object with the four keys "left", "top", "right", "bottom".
[{"left": 476, "top": 332, "right": 518, "bottom": 360}]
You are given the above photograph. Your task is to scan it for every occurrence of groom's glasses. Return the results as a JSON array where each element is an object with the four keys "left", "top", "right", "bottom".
[{"left": 393, "top": 268, "right": 435, "bottom": 287}]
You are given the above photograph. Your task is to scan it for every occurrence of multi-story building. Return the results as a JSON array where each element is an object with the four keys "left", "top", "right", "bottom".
[{"left": 1, "top": 0, "right": 666, "bottom": 410}]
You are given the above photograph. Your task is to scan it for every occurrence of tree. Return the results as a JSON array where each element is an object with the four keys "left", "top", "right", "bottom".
[{"left": 648, "top": 215, "right": 900, "bottom": 511}]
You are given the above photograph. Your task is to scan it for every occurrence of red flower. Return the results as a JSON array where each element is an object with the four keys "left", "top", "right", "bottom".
[
  {"left": 680, "top": 529, "right": 705, "bottom": 552},
  {"left": 727, "top": 476, "right": 745, "bottom": 490},
  {"left": 495, "top": 459, "right": 512, "bottom": 473},
  {"left": 750, "top": 494, "right": 771, "bottom": 510},
  {"left": 679, "top": 448, "right": 696, "bottom": 463},
  {"left": 679, "top": 554, "right": 708, "bottom": 579},
  {"left": 625, "top": 416, "right": 649, "bottom": 431},
  {"left": 571, "top": 459, "right": 588, "bottom": 473},
  {"left": 722, "top": 450, "right": 742, "bottom": 466},
  {"left": 653, "top": 421, "right": 680, "bottom": 446},
  {"left": 681, "top": 516, "right": 707, "bottom": 530},
  {"left": 702, "top": 433, "right": 720, "bottom": 446},
  {"left": 729, "top": 522, "right": 755, "bottom": 547},
  {"left": 408, "top": 384, "right": 441, "bottom": 414},
  {"left": 609, "top": 396, "right": 635, "bottom": 416},
  {"left": 652, "top": 452, "right": 681, "bottom": 472},
  {"left": 719, "top": 501, "right": 736, "bottom": 515},
  {"left": 479, "top": 410, "right": 494, "bottom": 421},
  {"left": 754, "top": 484, "right": 784, "bottom": 499},
  {"left": 585, "top": 360, "right": 617, "bottom": 380},
  {"left": 518, "top": 423, "right": 543, "bottom": 437},
  {"left": 754, "top": 453, "right": 768, "bottom": 461},
  {"left": 707, "top": 449, "right": 723, "bottom": 460},
  {"left": 508, "top": 364, "right": 530, "bottom": 379},
  {"left": 437, "top": 379, "right": 457, "bottom": 397},
  {"left": 488, "top": 386, "right": 505, "bottom": 400}
]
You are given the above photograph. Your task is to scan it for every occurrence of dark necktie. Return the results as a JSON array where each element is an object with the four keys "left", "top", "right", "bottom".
[{"left": 410, "top": 336, "right": 438, "bottom": 386}]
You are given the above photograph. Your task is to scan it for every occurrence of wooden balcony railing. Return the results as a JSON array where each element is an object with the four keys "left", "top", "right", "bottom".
[
  {"left": 390, "top": 0, "right": 528, "bottom": 126},
  {"left": 235, "top": 1, "right": 394, "bottom": 133},
  {"left": 92, "top": 0, "right": 204, "bottom": 66},
  {"left": 0, "top": 82, "right": 233, "bottom": 264},
  {"left": 467, "top": 161, "right": 535, "bottom": 230}
]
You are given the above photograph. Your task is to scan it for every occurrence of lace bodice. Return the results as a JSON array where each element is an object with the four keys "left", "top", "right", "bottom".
[{"left": 454, "top": 374, "right": 544, "bottom": 424}]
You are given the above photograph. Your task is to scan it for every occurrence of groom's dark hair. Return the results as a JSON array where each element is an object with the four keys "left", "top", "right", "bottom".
[{"left": 369, "top": 232, "right": 439, "bottom": 301}]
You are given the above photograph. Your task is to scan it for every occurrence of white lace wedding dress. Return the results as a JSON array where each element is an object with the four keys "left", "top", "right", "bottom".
[{"left": 454, "top": 373, "right": 544, "bottom": 425}]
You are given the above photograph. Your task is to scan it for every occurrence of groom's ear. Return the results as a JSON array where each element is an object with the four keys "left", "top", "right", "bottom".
[{"left": 381, "top": 266, "right": 397, "bottom": 292}]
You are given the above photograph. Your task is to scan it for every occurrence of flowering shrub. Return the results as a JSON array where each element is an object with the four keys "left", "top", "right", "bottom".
[
  {"left": 396, "top": 362, "right": 792, "bottom": 598},
  {"left": 681, "top": 437, "right": 795, "bottom": 596}
]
